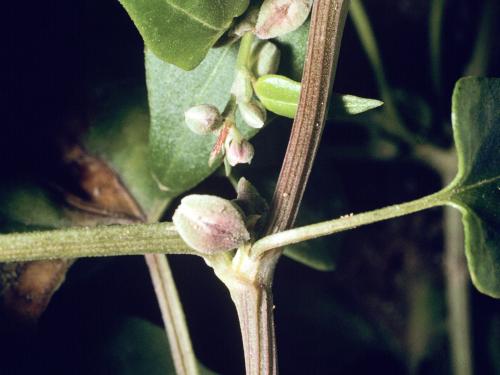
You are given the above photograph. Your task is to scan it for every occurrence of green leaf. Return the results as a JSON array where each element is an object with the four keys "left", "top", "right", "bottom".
[
  {"left": 87, "top": 317, "right": 217, "bottom": 375},
  {"left": 446, "top": 77, "right": 500, "bottom": 298},
  {"left": 146, "top": 45, "right": 257, "bottom": 195},
  {"left": 254, "top": 74, "right": 383, "bottom": 119},
  {"left": 84, "top": 84, "right": 172, "bottom": 221},
  {"left": 0, "top": 183, "right": 69, "bottom": 232},
  {"left": 275, "top": 19, "right": 310, "bottom": 81},
  {"left": 118, "top": 0, "right": 249, "bottom": 70},
  {"left": 284, "top": 239, "right": 337, "bottom": 272}
]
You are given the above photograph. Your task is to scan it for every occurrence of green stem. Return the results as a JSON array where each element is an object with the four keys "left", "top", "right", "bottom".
[
  {"left": 429, "top": 0, "right": 446, "bottom": 95},
  {"left": 0, "top": 222, "right": 198, "bottom": 262},
  {"left": 463, "top": 0, "right": 495, "bottom": 76},
  {"left": 349, "top": 0, "right": 415, "bottom": 145},
  {"left": 443, "top": 206, "right": 472, "bottom": 375},
  {"left": 440, "top": 166, "right": 473, "bottom": 375},
  {"left": 145, "top": 203, "right": 200, "bottom": 375},
  {"left": 252, "top": 189, "right": 449, "bottom": 257},
  {"left": 236, "top": 32, "right": 255, "bottom": 70},
  {"left": 145, "top": 254, "right": 200, "bottom": 375}
]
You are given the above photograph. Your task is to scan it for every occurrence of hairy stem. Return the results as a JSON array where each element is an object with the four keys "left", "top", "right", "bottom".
[
  {"left": 252, "top": 189, "right": 448, "bottom": 256},
  {"left": 145, "top": 254, "right": 200, "bottom": 375},
  {"left": 0, "top": 222, "right": 198, "bottom": 262},
  {"left": 265, "top": 0, "right": 350, "bottom": 236},
  {"left": 228, "top": 1, "right": 351, "bottom": 374}
]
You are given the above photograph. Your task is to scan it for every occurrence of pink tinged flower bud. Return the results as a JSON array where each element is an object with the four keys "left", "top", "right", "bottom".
[
  {"left": 173, "top": 195, "right": 250, "bottom": 254},
  {"left": 255, "top": 0, "right": 313, "bottom": 39},
  {"left": 251, "top": 41, "right": 281, "bottom": 77},
  {"left": 226, "top": 139, "right": 255, "bottom": 167},
  {"left": 184, "top": 104, "right": 223, "bottom": 135},
  {"left": 239, "top": 99, "right": 267, "bottom": 129}
]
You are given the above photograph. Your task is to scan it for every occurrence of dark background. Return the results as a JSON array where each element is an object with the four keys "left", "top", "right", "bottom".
[{"left": 1, "top": 0, "right": 499, "bottom": 374}]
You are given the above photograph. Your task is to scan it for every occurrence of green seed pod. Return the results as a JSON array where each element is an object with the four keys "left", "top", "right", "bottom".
[
  {"left": 254, "top": 74, "right": 384, "bottom": 118},
  {"left": 239, "top": 99, "right": 267, "bottom": 129},
  {"left": 184, "top": 104, "right": 223, "bottom": 135},
  {"left": 173, "top": 195, "right": 250, "bottom": 254},
  {"left": 254, "top": 74, "right": 300, "bottom": 118},
  {"left": 255, "top": 0, "right": 313, "bottom": 39}
]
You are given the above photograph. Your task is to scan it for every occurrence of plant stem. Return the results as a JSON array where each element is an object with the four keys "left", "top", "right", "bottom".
[
  {"left": 429, "top": 0, "right": 446, "bottom": 95},
  {"left": 145, "top": 254, "right": 200, "bottom": 375},
  {"left": 228, "top": 274, "right": 276, "bottom": 375},
  {"left": 227, "top": 1, "right": 351, "bottom": 374},
  {"left": 349, "top": 0, "right": 415, "bottom": 145},
  {"left": 252, "top": 189, "right": 448, "bottom": 257},
  {"left": 145, "top": 202, "right": 199, "bottom": 375},
  {"left": 0, "top": 222, "right": 199, "bottom": 262},
  {"left": 237, "top": 32, "right": 255, "bottom": 70},
  {"left": 440, "top": 165, "right": 473, "bottom": 375},
  {"left": 463, "top": 0, "right": 495, "bottom": 76},
  {"left": 440, "top": 4, "right": 498, "bottom": 374},
  {"left": 266, "top": 0, "right": 350, "bottom": 235},
  {"left": 443, "top": 205, "right": 472, "bottom": 375}
]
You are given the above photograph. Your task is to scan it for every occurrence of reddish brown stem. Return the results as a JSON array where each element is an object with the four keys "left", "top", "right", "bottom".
[{"left": 230, "top": 1, "right": 351, "bottom": 374}]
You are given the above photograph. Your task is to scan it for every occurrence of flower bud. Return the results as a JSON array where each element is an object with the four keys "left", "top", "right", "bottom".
[
  {"left": 232, "top": 7, "right": 259, "bottom": 37},
  {"left": 251, "top": 41, "right": 281, "bottom": 77},
  {"left": 231, "top": 70, "right": 253, "bottom": 103},
  {"left": 255, "top": 0, "right": 313, "bottom": 39},
  {"left": 234, "top": 177, "right": 269, "bottom": 217},
  {"left": 184, "top": 104, "right": 223, "bottom": 135},
  {"left": 239, "top": 99, "right": 267, "bottom": 129},
  {"left": 173, "top": 195, "right": 250, "bottom": 254},
  {"left": 226, "top": 138, "right": 255, "bottom": 166}
]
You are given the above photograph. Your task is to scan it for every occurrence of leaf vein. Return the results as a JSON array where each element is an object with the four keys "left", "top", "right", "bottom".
[
  {"left": 166, "top": 1, "right": 224, "bottom": 31},
  {"left": 453, "top": 175, "right": 500, "bottom": 195}
]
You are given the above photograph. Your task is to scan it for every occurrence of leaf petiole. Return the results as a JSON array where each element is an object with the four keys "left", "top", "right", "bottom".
[{"left": 251, "top": 188, "right": 452, "bottom": 257}]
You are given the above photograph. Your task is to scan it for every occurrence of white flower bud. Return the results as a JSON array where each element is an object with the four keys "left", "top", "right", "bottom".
[
  {"left": 184, "top": 104, "right": 223, "bottom": 135},
  {"left": 251, "top": 41, "right": 281, "bottom": 77},
  {"left": 239, "top": 99, "right": 267, "bottom": 129},
  {"left": 231, "top": 70, "right": 253, "bottom": 103},
  {"left": 173, "top": 195, "right": 250, "bottom": 254},
  {"left": 226, "top": 139, "right": 255, "bottom": 167},
  {"left": 255, "top": 0, "right": 313, "bottom": 39}
]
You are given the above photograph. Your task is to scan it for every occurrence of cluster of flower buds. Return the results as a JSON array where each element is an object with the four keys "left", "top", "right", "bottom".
[
  {"left": 230, "top": 40, "right": 281, "bottom": 133},
  {"left": 183, "top": 0, "right": 311, "bottom": 169}
]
